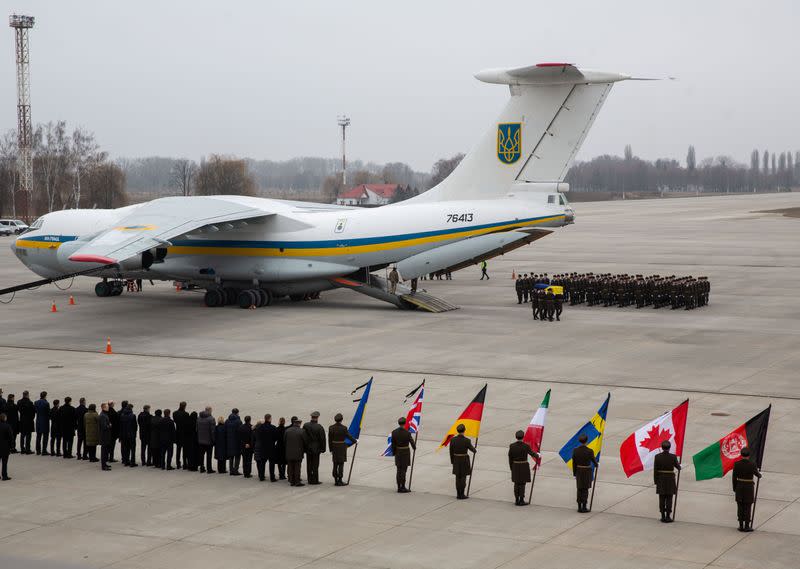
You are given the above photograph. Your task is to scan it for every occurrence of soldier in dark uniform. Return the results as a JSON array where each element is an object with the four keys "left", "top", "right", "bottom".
[
  {"left": 449, "top": 424, "right": 477, "bottom": 499},
  {"left": 391, "top": 417, "right": 416, "bottom": 493},
  {"left": 653, "top": 440, "right": 681, "bottom": 522},
  {"left": 522, "top": 274, "right": 530, "bottom": 303},
  {"left": 284, "top": 416, "right": 305, "bottom": 486},
  {"left": 328, "top": 413, "right": 357, "bottom": 486},
  {"left": 571, "top": 434, "right": 598, "bottom": 512},
  {"left": 508, "top": 430, "right": 539, "bottom": 506},
  {"left": 531, "top": 287, "right": 540, "bottom": 320},
  {"left": 515, "top": 275, "right": 524, "bottom": 304},
  {"left": 554, "top": 292, "right": 564, "bottom": 321},
  {"left": 543, "top": 290, "right": 555, "bottom": 322},
  {"left": 733, "top": 447, "right": 762, "bottom": 532},
  {"left": 302, "top": 411, "right": 326, "bottom": 485}
]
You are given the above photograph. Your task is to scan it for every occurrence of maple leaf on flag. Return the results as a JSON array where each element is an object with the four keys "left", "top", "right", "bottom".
[{"left": 639, "top": 424, "right": 673, "bottom": 452}]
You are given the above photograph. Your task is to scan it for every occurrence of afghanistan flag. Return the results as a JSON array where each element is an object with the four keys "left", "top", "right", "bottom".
[
  {"left": 523, "top": 389, "right": 550, "bottom": 466},
  {"left": 438, "top": 384, "right": 487, "bottom": 449},
  {"left": 347, "top": 377, "right": 373, "bottom": 446},
  {"left": 692, "top": 406, "right": 771, "bottom": 481}
]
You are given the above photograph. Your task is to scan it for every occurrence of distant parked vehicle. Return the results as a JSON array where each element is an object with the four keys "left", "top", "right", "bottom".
[{"left": 0, "top": 219, "right": 28, "bottom": 235}]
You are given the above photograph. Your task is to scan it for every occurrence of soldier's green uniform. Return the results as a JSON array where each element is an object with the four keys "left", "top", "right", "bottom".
[
  {"left": 571, "top": 434, "right": 598, "bottom": 512},
  {"left": 328, "top": 413, "right": 357, "bottom": 486},
  {"left": 390, "top": 417, "right": 416, "bottom": 493},
  {"left": 732, "top": 447, "right": 762, "bottom": 532},
  {"left": 449, "top": 424, "right": 476, "bottom": 499},
  {"left": 653, "top": 440, "right": 681, "bottom": 522},
  {"left": 508, "top": 430, "right": 539, "bottom": 506}
]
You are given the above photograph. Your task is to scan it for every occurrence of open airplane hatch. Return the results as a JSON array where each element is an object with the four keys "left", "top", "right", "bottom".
[{"left": 437, "top": 228, "right": 552, "bottom": 274}]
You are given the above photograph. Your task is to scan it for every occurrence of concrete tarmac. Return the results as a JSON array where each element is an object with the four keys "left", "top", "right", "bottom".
[{"left": 0, "top": 192, "right": 799, "bottom": 569}]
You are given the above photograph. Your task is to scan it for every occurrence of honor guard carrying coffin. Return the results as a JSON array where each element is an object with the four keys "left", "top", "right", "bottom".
[
  {"left": 328, "top": 413, "right": 357, "bottom": 486},
  {"left": 508, "top": 430, "right": 539, "bottom": 506},
  {"left": 733, "top": 447, "right": 762, "bottom": 532},
  {"left": 450, "top": 424, "right": 477, "bottom": 499},
  {"left": 572, "top": 434, "right": 598, "bottom": 512},
  {"left": 654, "top": 440, "right": 681, "bottom": 522},
  {"left": 391, "top": 417, "right": 416, "bottom": 493}
]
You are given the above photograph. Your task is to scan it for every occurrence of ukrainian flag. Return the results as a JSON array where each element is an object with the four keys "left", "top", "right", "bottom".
[
  {"left": 558, "top": 393, "right": 610, "bottom": 471},
  {"left": 347, "top": 377, "right": 373, "bottom": 446}
]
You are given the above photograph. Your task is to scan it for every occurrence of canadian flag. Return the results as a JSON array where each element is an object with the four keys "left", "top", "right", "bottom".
[{"left": 619, "top": 399, "right": 689, "bottom": 478}]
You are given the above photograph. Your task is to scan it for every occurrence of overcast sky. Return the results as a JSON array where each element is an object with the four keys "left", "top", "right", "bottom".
[{"left": 3, "top": 1, "right": 798, "bottom": 171}]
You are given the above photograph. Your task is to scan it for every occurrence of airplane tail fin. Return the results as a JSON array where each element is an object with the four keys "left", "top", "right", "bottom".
[{"left": 411, "top": 63, "right": 632, "bottom": 203}]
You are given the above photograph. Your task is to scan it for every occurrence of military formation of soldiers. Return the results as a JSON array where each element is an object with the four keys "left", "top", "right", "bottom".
[
  {"left": 0, "top": 388, "right": 760, "bottom": 532},
  {"left": 514, "top": 273, "right": 564, "bottom": 321},
  {"left": 516, "top": 272, "right": 710, "bottom": 311}
]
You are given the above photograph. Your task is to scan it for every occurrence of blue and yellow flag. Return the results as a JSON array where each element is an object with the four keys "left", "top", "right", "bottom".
[
  {"left": 558, "top": 393, "right": 610, "bottom": 471},
  {"left": 347, "top": 377, "right": 373, "bottom": 446}
]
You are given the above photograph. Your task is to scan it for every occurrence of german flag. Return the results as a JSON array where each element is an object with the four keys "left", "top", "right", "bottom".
[{"left": 438, "top": 384, "right": 487, "bottom": 449}]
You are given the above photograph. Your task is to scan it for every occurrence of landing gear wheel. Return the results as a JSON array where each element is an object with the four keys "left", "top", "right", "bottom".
[
  {"left": 223, "top": 287, "right": 237, "bottom": 306},
  {"left": 261, "top": 289, "right": 272, "bottom": 306},
  {"left": 238, "top": 290, "right": 256, "bottom": 309},
  {"left": 95, "top": 282, "right": 110, "bottom": 297},
  {"left": 111, "top": 283, "right": 123, "bottom": 296},
  {"left": 255, "top": 289, "right": 269, "bottom": 307},
  {"left": 204, "top": 289, "right": 224, "bottom": 307}
]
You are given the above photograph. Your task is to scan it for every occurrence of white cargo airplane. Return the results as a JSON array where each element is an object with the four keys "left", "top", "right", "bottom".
[{"left": 7, "top": 63, "right": 635, "bottom": 311}]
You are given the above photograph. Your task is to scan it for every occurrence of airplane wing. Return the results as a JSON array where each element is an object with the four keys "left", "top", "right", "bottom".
[{"left": 68, "top": 196, "right": 274, "bottom": 265}]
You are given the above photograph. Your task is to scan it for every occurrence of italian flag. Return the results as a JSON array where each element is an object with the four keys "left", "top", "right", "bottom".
[
  {"left": 692, "top": 406, "right": 771, "bottom": 481},
  {"left": 523, "top": 389, "right": 550, "bottom": 466},
  {"left": 619, "top": 399, "right": 688, "bottom": 477}
]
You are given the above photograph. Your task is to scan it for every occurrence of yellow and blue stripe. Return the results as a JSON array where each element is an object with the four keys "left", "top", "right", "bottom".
[
  {"left": 15, "top": 235, "right": 77, "bottom": 250},
  {"left": 168, "top": 214, "right": 564, "bottom": 258},
  {"left": 559, "top": 393, "right": 610, "bottom": 471}
]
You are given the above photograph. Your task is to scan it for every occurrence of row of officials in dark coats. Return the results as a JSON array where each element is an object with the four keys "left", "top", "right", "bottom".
[
  {"left": 515, "top": 273, "right": 710, "bottom": 310},
  {"left": 0, "top": 391, "right": 759, "bottom": 530}
]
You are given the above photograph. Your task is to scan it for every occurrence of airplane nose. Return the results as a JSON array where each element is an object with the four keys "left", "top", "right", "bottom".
[{"left": 9, "top": 239, "right": 17, "bottom": 255}]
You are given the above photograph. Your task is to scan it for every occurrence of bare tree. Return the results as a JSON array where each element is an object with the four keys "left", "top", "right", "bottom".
[
  {"left": 428, "top": 153, "right": 465, "bottom": 188},
  {"left": 194, "top": 155, "right": 256, "bottom": 196},
  {"left": 171, "top": 159, "right": 197, "bottom": 196},
  {"left": 70, "top": 127, "right": 103, "bottom": 208},
  {"left": 0, "top": 131, "right": 18, "bottom": 217},
  {"left": 320, "top": 173, "right": 343, "bottom": 203},
  {"left": 84, "top": 162, "right": 127, "bottom": 209}
]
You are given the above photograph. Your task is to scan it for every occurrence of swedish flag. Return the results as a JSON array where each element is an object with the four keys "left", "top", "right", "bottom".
[
  {"left": 347, "top": 377, "right": 373, "bottom": 446},
  {"left": 559, "top": 393, "right": 610, "bottom": 471}
]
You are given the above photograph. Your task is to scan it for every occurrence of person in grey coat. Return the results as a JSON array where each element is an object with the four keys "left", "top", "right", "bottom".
[
  {"left": 284, "top": 416, "right": 305, "bottom": 486},
  {"left": 196, "top": 408, "right": 215, "bottom": 473},
  {"left": 98, "top": 403, "right": 113, "bottom": 471},
  {"left": 225, "top": 409, "right": 242, "bottom": 476},
  {"left": 302, "top": 411, "right": 326, "bottom": 485}
]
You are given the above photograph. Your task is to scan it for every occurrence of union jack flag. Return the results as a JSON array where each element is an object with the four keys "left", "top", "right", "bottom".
[{"left": 382, "top": 381, "right": 425, "bottom": 457}]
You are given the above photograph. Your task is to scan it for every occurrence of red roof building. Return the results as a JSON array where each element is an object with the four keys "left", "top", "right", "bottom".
[{"left": 337, "top": 184, "right": 399, "bottom": 206}]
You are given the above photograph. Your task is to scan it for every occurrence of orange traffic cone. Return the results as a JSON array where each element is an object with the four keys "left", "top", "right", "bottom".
[
  {"left": 105, "top": 338, "right": 113, "bottom": 354},
  {"left": 175, "top": 284, "right": 181, "bottom": 292},
  {"left": 51, "top": 301, "right": 57, "bottom": 313},
  {"left": 69, "top": 295, "right": 75, "bottom": 305}
]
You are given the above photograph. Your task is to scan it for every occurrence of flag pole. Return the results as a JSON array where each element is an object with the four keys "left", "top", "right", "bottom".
[
  {"left": 527, "top": 464, "right": 538, "bottom": 504},
  {"left": 346, "top": 441, "right": 359, "bottom": 486},
  {"left": 672, "top": 455, "right": 683, "bottom": 521},
  {"left": 408, "top": 427, "right": 420, "bottom": 491},
  {"left": 751, "top": 404, "right": 771, "bottom": 529},
  {"left": 588, "top": 461, "right": 600, "bottom": 512},
  {"left": 465, "top": 435, "right": 479, "bottom": 498},
  {"left": 750, "top": 476, "right": 762, "bottom": 527}
]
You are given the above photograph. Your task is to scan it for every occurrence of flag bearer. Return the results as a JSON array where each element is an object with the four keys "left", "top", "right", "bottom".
[
  {"left": 450, "top": 423, "right": 477, "bottom": 499},
  {"left": 733, "top": 447, "right": 762, "bottom": 532},
  {"left": 654, "top": 440, "right": 681, "bottom": 523},
  {"left": 391, "top": 417, "right": 415, "bottom": 493},
  {"left": 571, "top": 434, "right": 598, "bottom": 512},
  {"left": 328, "top": 413, "right": 357, "bottom": 486},
  {"left": 508, "top": 430, "right": 539, "bottom": 506}
]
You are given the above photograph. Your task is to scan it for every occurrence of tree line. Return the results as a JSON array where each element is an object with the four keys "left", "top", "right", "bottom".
[
  {"left": 0, "top": 124, "right": 126, "bottom": 218},
  {"left": 566, "top": 145, "right": 799, "bottom": 194}
]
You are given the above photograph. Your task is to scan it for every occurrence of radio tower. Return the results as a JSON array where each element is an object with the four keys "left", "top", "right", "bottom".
[
  {"left": 337, "top": 115, "right": 350, "bottom": 189},
  {"left": 9, "top": 14, "right": 35, "bottom": 216}
]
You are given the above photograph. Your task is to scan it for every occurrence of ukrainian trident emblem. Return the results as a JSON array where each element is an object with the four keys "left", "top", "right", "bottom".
[{"left": 497, "top": 123, "right": 521, "bottom": 164}]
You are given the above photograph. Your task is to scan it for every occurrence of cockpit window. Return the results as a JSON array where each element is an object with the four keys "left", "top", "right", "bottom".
[
  {"left": 559, "top": 194, "right": 568, "bottom": 206},
  {"left": 21, "top": 217, "right": 43, "bottom": 234}
]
